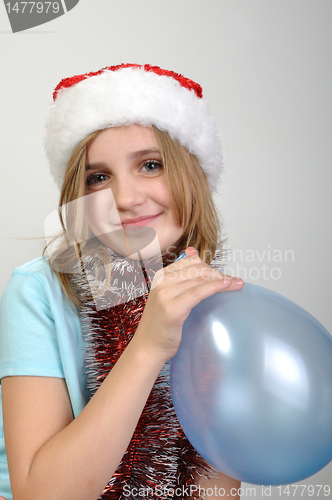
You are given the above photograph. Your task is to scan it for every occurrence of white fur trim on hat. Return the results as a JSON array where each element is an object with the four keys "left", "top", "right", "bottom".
[{"left": 44, "top": 64, "right": 222, "bottom": 191}]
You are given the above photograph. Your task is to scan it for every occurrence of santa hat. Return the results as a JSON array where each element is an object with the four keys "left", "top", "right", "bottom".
[{"left": 45, "top": 64, "right": 222, "bottom": 191}]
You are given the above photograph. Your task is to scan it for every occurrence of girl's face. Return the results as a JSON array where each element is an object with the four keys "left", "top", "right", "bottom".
[{"left": 85, "top": 124, "right": 184, "bottom": 258}]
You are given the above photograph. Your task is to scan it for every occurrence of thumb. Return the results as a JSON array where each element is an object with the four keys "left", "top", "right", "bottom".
[{"left": 185, "top": 247, "right": 198, "bottom": 257}]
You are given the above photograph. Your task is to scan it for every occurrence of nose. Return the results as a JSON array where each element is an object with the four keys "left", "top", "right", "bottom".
[{"left": 111, "top": 173, "right": 146, "bottom": 212}]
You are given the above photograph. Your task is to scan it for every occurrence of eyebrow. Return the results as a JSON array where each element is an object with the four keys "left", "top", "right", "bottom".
[
  {"left": 129, "top": 148, "right": 161, "bottom": 159},
  {"left": 86, "top": 148, "right": 162, "bottom": 170}
]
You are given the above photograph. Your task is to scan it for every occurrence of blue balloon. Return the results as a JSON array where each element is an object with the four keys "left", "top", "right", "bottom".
[{"left": 170, "top": 283, "right": 332, "bottom": 485}]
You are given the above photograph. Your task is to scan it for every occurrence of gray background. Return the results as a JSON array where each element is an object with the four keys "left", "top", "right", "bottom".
[{"left": 0, "top": 1, "right": 331, "bottom": 498}]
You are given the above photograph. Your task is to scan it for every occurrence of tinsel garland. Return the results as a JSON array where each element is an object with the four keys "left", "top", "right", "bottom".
[{"left": 70, "top": 247, "right": 226, "bottom": 500}]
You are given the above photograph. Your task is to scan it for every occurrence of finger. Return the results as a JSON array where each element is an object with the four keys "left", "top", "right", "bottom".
[
  {"left": 164, "top": 261, "right": 231, "bottom": 283},
  {"left": 182, "top": 249, "right": 243, "bottom": 286},
  {"left": 184, "top": 247, "right": 198, "bottom": 257},
  {"left": 171, "top": 278, "right": 234, "bottom": 312},
  {"left": 151, "top": 263, "right": 226, "bottom": 292},
  {"left": 168, "top": 253, "right": 202, "bottom": 271},
  {"left": 169, "top": 268, "right": 244, "bottom": 297},
  {"left": 222, "top": 277, "right": 244, "bottom": 291},
  {"left": 164, "top": 252, "right": 244, "bottom": 287},
  {"left": 166, "top": 273, "right": 234, "bottom": 299}
]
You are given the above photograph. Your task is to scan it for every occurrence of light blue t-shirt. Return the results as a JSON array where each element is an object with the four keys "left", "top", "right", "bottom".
[{"left": 0, "top": 258, "right": 90, "bottom": 499}]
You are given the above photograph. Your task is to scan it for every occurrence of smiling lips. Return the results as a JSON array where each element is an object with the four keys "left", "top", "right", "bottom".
[{"left": 118, "top": 213, "right": 162, "bottom": 228}]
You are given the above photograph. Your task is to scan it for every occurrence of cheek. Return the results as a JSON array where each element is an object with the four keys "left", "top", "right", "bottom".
[
  {"left": 87, "top": 189, "right": 121, "bottom": 234},
  {"left": 152, "top": 178, "right": 172, "bottom": 210}
]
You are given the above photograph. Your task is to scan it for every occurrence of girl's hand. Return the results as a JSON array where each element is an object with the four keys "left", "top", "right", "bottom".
[{"left": 133, "top": 247, "right": 243, "bottom": 361}]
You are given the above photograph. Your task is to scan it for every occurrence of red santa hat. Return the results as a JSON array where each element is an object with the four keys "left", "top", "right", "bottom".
[{"left": 45, "top": 64, "right": 222, "bottom": 191}]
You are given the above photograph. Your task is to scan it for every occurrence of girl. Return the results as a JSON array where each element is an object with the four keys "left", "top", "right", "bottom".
[{"left": 0, "top": 64, "right": 243, "bottom": 500}]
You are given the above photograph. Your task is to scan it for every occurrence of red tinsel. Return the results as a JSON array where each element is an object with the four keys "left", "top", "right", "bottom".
[{"left": 73, "top": 252, "right": 215, "bottom": 500}]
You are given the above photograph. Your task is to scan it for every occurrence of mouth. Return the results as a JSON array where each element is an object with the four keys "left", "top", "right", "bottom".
[{"left": 119, "top": 213, "right": 162, "bottom": 228}]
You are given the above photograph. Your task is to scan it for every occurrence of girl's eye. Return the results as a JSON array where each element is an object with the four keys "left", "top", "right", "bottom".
[
  {"left": 141, "top": 160, "right": 163, "bottom": 173},
  {"left": 86, "top": 173, "right": 110, "bottom": 186}
]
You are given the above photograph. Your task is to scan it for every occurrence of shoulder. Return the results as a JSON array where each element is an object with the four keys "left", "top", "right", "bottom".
[
  {"left": 0, "top": 257, "right": 78, "bottom": 381},
  {"left": 12, "top": 256, "right": 55, "bottom": 281},
  {"left": 1, "top": 257, "right": 80, "bottom": 351},
  {"left": 1, "top": 257, "right": 71, "bottom": 316},
  {"left": 6, "top": 257, "right": 61, "bottom": 294}
]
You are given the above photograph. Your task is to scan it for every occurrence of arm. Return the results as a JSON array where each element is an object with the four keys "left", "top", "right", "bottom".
[
  {"left": 2, "top": 247, "right": 243, "bottom": 500},
  {"left": 2, "top": 336, "right": 166, "bottom": 500}
]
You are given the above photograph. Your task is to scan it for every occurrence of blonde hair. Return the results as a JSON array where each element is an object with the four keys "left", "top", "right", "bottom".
[{"left": 44, "top": 126, "right": 221, "bottom": 307}]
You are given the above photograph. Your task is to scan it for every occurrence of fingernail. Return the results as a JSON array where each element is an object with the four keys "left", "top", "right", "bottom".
[
  {"left": 185, "top": 247, "right": 198, "bottom": 256},
  {"left": 234, "top": 278, "right": 243, "bottom": 285}
]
